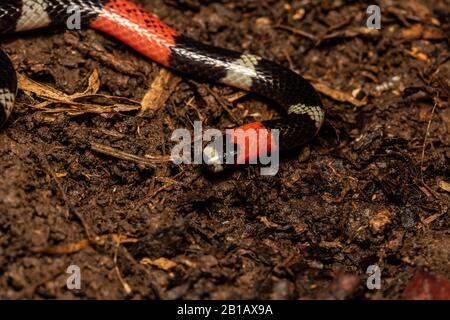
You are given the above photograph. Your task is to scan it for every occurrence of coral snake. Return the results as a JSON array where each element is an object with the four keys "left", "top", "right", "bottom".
[{"left": 0, "top": 0, "right": 324, "bottom": 171}]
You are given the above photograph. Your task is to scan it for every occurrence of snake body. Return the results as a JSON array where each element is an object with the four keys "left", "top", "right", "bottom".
[{"left": 0, "top": 0, "right": 324, "bottom": 170}]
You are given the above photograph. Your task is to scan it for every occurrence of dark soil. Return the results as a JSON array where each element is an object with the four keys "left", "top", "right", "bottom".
[{"left": 0, "top": 0, "right": 449, "bottom": 299}]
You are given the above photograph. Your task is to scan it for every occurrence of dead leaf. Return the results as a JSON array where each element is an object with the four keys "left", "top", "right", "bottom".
[{"left": 306, "top": 78, "right": 367, "bottom": 107}]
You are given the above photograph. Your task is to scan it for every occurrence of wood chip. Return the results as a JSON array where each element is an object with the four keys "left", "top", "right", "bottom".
[
  {"left": 139, "top": 68, "right": 181, "bottom": 115},
  {"left": 402, "top": 24, "right": 447, "bottom": 40},
  {"left": 31, "top": 239, "right": 90, "bottom": 254},
  {"left": 306, "top": 78, "right": 367, "bottom": 107},
  {"left": 140, "top": 257, "right": 177, "bottom": 271}
]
